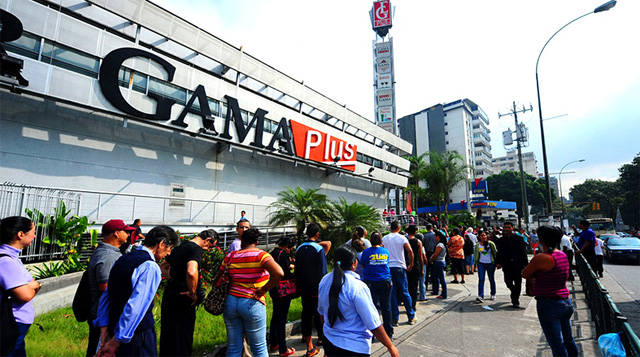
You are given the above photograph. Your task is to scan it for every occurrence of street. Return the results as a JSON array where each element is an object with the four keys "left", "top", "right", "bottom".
[{"left": 601, "top": 259, "right": 640, "bottom": 335}]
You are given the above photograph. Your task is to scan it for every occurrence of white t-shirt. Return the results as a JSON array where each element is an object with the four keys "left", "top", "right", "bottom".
[
  {"left": 466, "top": 232, "right": 478, "bottom": 244},
  {"left": 561, "top": 235, "right": 573, "bottom": 251},
  {"left": 594, "top": 238, "right": 604, "bottom": 255},
  {"left": 382, "top": 232, "right": 409, "bottom": 269}
]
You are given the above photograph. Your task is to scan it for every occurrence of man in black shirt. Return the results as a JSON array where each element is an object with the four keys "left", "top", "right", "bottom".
[
  {"left": 159, "top": 229, "right": 218, "bottom": 356},
  {"left": 495, "top": 222, "right": 528, "bottom": 308}
]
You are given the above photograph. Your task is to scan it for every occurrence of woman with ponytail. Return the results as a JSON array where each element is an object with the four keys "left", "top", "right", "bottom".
[
  {"left": 317, "top": 246, "right": 399, "bottom": 357},
  {"left": 523, "top": 225, "right": 578, "bottom": 356}
]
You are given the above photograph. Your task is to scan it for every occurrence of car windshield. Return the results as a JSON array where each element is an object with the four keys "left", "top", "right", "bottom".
[
  {"left": 591, "top": 222, "right": 615, "bottom": 231},
  {"left": 608, "top": 238, "right": 640, "bottom": 247}
]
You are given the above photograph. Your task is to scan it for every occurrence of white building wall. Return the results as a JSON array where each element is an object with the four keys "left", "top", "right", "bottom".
[{"left": 443, "top": 106, "right": 474, "bottom": 205}]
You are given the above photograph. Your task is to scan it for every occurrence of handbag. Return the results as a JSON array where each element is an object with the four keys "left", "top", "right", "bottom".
[
  {"left": 276, "top": 279, "right": 298, "bottom": 299},
  {"left": 203, "top": 267, "right": 230, "bottom": 315},
  {"left": 275, "top": 250, "right": 298, "bottom": 299},
  {"left": 0, "top": 255, "right": 20, "bottom": 355}
]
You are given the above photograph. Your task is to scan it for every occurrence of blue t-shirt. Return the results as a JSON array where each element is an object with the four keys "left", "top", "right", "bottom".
[
  {"left": 577, "top": 228, "right": 596, "bottom": 253},
  {"left": 361, "top": 247, "right": 391, "bottom": 282}
]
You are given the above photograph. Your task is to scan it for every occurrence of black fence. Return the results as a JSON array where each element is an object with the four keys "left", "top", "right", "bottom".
[{"left": 575, "top": 252, "right": 640, "bottom": 356}]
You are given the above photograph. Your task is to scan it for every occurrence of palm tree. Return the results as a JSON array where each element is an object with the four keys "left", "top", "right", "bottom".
[
  {"left": 405, "top": 153, "right": 429, "bottom": 213},
  {"left": 423, "top": 151, "right": 473, "bottom": 226},
  {"left": 268, "top": 187, "right": 332, "bottom": 241},
  {"left": 328, "top": 198, "right": 382, "bottom": 246}
]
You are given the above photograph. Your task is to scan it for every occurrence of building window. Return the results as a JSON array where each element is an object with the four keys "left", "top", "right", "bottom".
[
  {"left": 41, "top": 40, "right": 100, "bottom": 78},
  {"left": 445, "top": 131, "right": 448, "bottom": 135},
  {"left": 445, "top": 141, "right": 449, "bottom": 145},
  {"left": 5, "top": 32, "right": 41, "bottom": 60}
]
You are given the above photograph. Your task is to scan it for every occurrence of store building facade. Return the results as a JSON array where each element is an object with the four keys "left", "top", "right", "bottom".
[{"left": 0, "top": 0, "right": 411, "bottom": 229}]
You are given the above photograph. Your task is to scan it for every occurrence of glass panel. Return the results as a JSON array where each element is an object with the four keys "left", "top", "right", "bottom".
[
  {"left": 41, "top": 40, "right": 99, "bottom": 78},
  {"left": 118, "top": 67, "right": 131, "bottom": 88},
  {"left": 208, "top": 98, "right": 220, "bottom": 116},
  {"left": 132, "top": 72, "right": 147, "bottom": 93},
  {"left": 148, "top": 77, "right": 186, "bottom": 105},
  {"left": 5, "top": 32, "right": 41, "bottom": 59}
]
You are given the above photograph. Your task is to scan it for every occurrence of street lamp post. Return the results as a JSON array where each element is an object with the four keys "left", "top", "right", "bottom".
[
  {"left": 558, "top": 159, "right": 586, "bottom": 231},
  {"left": 535, "top": 0, "right": 616, "bottom": 217}
]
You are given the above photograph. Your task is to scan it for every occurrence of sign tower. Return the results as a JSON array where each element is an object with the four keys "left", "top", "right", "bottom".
[{"left": 369, "top": 0, "right": 396, "bottom": 135}]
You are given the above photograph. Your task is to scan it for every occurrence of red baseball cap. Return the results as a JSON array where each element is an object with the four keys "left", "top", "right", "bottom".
[{"left": 102, "top": 219, "right": 137, "bottom": 236}]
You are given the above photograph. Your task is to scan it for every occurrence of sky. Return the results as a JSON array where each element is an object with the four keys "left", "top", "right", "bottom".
[{"left": 152, "top": 0, "right": 640, "bottom": 197}]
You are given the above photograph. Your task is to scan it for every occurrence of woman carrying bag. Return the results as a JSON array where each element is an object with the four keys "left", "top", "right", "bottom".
[{"left": 268, "top": 237, "right": 296, "bottom": 356}]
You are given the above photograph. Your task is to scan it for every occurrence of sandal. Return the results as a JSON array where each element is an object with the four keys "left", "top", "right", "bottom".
[
  {"left": 305, "top": 347, "right": 320, "bottom": 357},
  {"left": 280, "top": 348, "right": 295, "bottom": 357}
]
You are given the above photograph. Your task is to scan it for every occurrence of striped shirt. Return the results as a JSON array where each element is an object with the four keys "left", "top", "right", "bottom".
[
  {"left": 532, "top": 250, "right": 570, "bottom": 299},
  {"left": 221, "top": 249, "right": 274, "bottom": 305}
]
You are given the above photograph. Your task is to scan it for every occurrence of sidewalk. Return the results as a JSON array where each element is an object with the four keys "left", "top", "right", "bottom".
[{"left": 275, "top": 261, "right": 598, "bottom": 357}]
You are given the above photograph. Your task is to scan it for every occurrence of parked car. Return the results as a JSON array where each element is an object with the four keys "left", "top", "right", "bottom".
[
  {"left": 617, "top": 232, "right": 631, "bottom": 237},
  {"left": 600, "top": 234, "right": 621, "bottom": 244},
  {"left": 603, "top": 238, "right": 640, "bottom": 263}
]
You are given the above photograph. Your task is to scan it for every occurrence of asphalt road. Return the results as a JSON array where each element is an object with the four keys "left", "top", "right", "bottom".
[{"left": 601, "top": 257, "right": 640, "bottom": 335}]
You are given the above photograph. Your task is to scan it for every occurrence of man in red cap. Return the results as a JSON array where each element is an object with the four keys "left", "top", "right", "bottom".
[{"left": 86, "top": 219, "right": 136, "bottom": 356}]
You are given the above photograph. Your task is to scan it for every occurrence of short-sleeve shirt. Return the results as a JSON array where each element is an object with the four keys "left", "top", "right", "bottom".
[
  {"left": 434, "top": 243, "right": 447, "bottom": 261},
  {"left": 295, "top": 240, "right": 328, "bottom": 296},
  {"left": 221, "top": 249, "right": 273, "bottom": 305},
  {"left": 317, "top": 270, "right": 381, "bottom": 354},
  {"left": 166, "top": 240, "right": 204, "bottom": 288},
  {"left": 0, "top": 244, "right": 35, "bottom": 324},
  {"left": 577, "top": 228, "right": 596, "bottom": 254},
  {"left": 88, "top": 242, "right": 122, "bottom": 319},
  {"left": 422, "top": 231, "right": 437, "bottom": 252},
  {"left": 448, "top": 235, "right": 465, "bottom": 259},
  {"left": 228, "top": 238, "right": 242, "bottom": 252},
  {"left": 361, "top": 247, "right": 391, "bottom": 281},
  {"left": 382, "top": 232, "right": 409, "bottom": 269}
]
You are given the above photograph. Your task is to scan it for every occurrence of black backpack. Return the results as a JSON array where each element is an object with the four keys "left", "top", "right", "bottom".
[
  {"left": 72, "top": 269, "right": 91, "bottom": 322},
  {"left": 0, "top": 254, "right": 20, "bottom": 355}
]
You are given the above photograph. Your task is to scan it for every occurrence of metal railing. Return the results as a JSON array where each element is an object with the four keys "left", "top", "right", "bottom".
[
  {"left": 1, "top": 182, "right": 273, "bottom": 227},
  {"left": 1, "top": 182, "right": 290, "bottom": 262},
  {"left": 0, "top": 183, "right": 81, "bottom": 261},
  {"left": 575, "top": 252, "right": 640, "bottom": 356}
]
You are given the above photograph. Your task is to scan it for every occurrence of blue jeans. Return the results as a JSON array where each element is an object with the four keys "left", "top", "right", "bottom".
[
  {"left": 477, "top": 262, "right": 496, "bottom": 298},
  {"left": 365, "top": 278, "right": 393, "bottom": 338},
  {"left": 224, "top": 294, "right": 268, "bottom": 357},
  {"left": 536, "top": 298, "right": 579, "bottom": 357},
  {"left": 7, "top": 323, "right": 30, "bottom": 357},
  {"left": 419, "top": 262, "right": 428, "bottom": 300},
  {"left": 390, "top": 267, "right": 415, "bottom": 322},
  {"left": 432, "top": 261, "right": 447, "bottom": 298}
]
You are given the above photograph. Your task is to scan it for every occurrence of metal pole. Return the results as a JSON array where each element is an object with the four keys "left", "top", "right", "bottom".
[
  {"left": 558, "top": 159, "right": 585, "bottom": 231},
  {"left": 535, "top": 9, "right": 600, "bottom": 216}
]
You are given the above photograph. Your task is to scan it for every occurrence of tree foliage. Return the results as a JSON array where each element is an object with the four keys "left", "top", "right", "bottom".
[
  {"left": 485, "top": 171, "right": 547, "bottom": 219},
  {"left": 326, "top": 198, "right": 382, "bottom": 247},
  {"left": 267, "top": 187, "right": 332, "bottom": 240},
  {"left": 422, "top": 151, "right": 472, "bottom": 225},
  {"left": 618, "top": 153, "right": 640, "bottom": 229},
  {"left": 569, "top": 179, "right": 622, "bottom": 219}
]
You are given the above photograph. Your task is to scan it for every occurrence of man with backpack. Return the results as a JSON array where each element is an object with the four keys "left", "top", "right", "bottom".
[{"left": 85, "top": 219, "right": 135, "bottom": 356}]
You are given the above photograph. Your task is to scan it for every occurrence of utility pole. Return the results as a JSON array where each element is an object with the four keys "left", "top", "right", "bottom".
[{"left": 499, "top": 102, "right": 533, "bottom": 230}]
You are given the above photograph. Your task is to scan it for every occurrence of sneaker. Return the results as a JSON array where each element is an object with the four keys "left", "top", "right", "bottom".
[
  {"left": 460, "top": 280, "right": 466, "bottom": 284},
  {"left": 512, "top": 303, "right": 521, "bottom": 309},
  {"left": 408, "top": 317, "right": 418, "bottom": 325},
  {"left": 436, "top": 295, "right": 446, "bottom": 299},
  {"left": 450, "top": 280, "right": 459, "bottom": 284},
  {"left": 490, "top": 295, "right": 496, "bottom": 300},
  {"left": 392, "top": 320, "right": 399, "bottom": 327},
  {"left": 476, "top": 296, "right": 484, "bottom": 303}
]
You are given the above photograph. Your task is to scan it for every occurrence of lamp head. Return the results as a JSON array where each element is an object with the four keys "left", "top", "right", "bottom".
[
  {"left": 578, "top": 159, "right": 586, "bottom": 162},
  {"left": 594, "top": 0, "right": 616, "bottom": 13}
]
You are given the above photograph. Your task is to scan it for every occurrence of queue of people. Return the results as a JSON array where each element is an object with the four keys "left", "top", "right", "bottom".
[{"left": 0, "top": 213, "right": 586, "bottom": 357}]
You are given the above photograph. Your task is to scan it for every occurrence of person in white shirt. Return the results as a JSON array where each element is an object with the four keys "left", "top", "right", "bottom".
[
  {"left": 382, "top": 220, "right": 416, "bottom": 326},
  {"left": 594, "top": 237, "right": 604, "bottom": 278},
  {"left": 560, "top": 234, "right": 575, "bottom": 281}
]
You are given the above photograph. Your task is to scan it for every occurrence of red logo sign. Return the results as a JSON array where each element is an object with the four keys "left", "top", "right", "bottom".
[
  {"left": 290, "top": 120, "right": 357, "bottom": 172},
  {"left": 373, "top": 0, "right": 392, "bottom": 28}
]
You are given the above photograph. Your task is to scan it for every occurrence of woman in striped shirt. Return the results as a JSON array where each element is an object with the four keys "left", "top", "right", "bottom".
[
  {"left": 522, "top": 225, "right": 578, "bottom": 357},
  {"left": 222, "top": 228, "right": 284, "bottom": 357}
]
